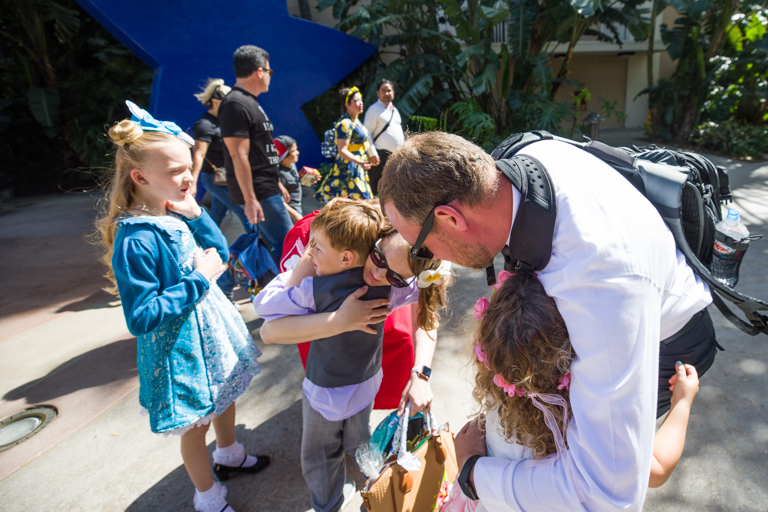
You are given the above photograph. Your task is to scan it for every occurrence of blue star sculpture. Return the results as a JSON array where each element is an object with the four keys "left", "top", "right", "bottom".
[{"left": 75, "top": 0, "right": 375, "bottom": 167}]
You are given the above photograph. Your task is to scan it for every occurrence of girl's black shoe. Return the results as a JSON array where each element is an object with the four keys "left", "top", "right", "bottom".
[{"left": 213, "top": 454, "right": 271, "bottom": 481}]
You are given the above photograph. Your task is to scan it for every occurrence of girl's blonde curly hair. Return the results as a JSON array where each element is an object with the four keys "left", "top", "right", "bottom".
[{"left": 472, "top": 273, "right": 574, "bottom": 459}]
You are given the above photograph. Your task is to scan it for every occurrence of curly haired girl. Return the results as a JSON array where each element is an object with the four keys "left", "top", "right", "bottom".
[{"left": 443, "top": 271, "right": 699, "bottom": 511}]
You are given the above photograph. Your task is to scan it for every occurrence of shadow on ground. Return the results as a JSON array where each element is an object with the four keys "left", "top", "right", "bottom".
[
  {"left": 124, "top": 399, "right": 367, "bottom": 512},
  {"left": 2, "top": 337, "right": 138, "bottom": 402}
]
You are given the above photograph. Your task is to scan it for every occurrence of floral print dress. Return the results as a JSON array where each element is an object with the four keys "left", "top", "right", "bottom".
[
  {"left": 118, "top": 214, "right": 262, "bottom": 434},
  {"left": 315, "top": 113, "right": 374, "bottom": 202}
]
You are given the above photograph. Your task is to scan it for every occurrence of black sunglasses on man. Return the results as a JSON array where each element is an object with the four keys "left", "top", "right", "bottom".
[{"left": 409, "top": 200, "right": 452, "bottom": 261}]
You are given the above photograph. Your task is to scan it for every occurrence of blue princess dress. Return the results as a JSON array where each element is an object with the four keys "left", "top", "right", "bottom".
[{"left": 113, "top": 211, "right": 261, "bottom": 434}]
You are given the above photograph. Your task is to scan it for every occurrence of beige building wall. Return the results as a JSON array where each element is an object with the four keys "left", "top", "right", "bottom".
[
  {"left": 552, "top": 55, "right": 628, "bottom": 129},
  {"left": 659, "top": 6, "right": 679, "bottom": 80}
]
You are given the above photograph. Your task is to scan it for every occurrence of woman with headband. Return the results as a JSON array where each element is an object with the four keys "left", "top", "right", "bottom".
[{"left": 314, "top": 86, "right": 380, "bottom": 203}]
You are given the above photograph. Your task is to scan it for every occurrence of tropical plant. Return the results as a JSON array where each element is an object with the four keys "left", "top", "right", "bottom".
[
  {"left": 0, "top": 0, "right": 152, "bottom": 195},
  {"left": 642, "top": 0, "right": 755, "bottom": 142},
  {"left": 315, "top": 0, "right": 651, "bottom": 145},
  {"left": 690, "top": 119, "right": 768, "bottom": 158}
]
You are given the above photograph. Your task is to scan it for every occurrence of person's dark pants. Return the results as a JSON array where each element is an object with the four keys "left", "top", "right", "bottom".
[
  {"left": 657, "top": 308, "right": 721, "bottom": 417},
  {"left": 368, "top": 149, "right": 391, "bottom": 196}
]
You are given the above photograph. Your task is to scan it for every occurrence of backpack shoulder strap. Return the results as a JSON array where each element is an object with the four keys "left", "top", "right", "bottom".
[
  {"left": 490, "top": 130, "right": 554, "bottom": 160},
  {"left": 492, "top": 155, "right": 556, "bottom": 284}
]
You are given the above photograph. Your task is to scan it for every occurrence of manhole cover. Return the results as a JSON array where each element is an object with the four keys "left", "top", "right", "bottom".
[{"left": 0, "top": 406, "right": 57, "bottom": 452}]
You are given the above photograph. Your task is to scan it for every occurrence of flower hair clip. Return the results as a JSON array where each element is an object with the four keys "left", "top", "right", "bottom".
[
  {"left": 473, "top": 343, "right": 571, "bottom": 396},
  {"left": 417, "top": 261, "right": 452, "bottom": 289}
]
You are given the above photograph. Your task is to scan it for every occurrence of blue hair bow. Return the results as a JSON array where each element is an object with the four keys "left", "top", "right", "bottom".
[{"left": 125, "top": 100, "right": 194, "bottom": 146}]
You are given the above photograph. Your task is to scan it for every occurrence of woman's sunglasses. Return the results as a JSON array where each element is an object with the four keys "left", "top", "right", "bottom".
[{"left": 370, "top": 240, "right": 413, "bottom": 288}]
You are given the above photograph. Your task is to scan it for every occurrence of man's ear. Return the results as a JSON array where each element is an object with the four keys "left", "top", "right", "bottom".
[
  {"left": 340, "top": 249, "right": 357, "bottom": 268},
  {"left": 129, "top": 169, "right": 146, "bottom": 186},
  {"left": 434, "top": 203, "right": 468, "bottom": 232}
]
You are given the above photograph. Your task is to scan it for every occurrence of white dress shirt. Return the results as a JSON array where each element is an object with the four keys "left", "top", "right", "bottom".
[
  {"left": 473, "top": 140, "right": 712, "bottom": 511},
  {"left": 363, "top": 99, "right": 404, "bottom": 153}
]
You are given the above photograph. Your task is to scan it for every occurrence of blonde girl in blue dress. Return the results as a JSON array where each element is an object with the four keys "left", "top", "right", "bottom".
[
  {"left": 315, "top": 86, "right": 380, "bottom": 202},
  {"left": 97, "top": 101, "right": 268, "bottom": 512}
]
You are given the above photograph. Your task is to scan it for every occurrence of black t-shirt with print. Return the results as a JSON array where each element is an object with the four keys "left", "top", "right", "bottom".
[
  {"left": 218, "top": 87, "right": 281, "bottom": 203},
  {"left": 192, "top": 112, "right": 224, "bottom": 174}
]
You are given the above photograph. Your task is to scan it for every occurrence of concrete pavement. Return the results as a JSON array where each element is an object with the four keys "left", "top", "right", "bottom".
[{"left": 1, "top": 129, "right": 767, "bottom": 511}]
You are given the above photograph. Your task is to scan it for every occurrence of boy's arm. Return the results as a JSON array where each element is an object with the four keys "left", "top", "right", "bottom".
[
  {"left": 649, "top": 363, "right": 699, "bottom": 488},
  {"left": 259, "top": 286, "right": 391, "bottom": 345},
  {"left": 284, "top": 203, "right": 303, "bottom": 224},
  {"left": 285, "top": 239, "right": 316, "bottom": 288},
  {"left": 253, "top": 271, "right": 316, "bottom": 324}
]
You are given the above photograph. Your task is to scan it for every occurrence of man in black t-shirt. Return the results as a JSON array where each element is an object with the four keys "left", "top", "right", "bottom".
[{"left": 220, "top": 45, "right": 293, "bottom": 263}]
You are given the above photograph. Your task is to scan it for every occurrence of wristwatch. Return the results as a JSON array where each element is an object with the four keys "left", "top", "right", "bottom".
[
  {"left": 411, "top": 365, "right": 432, "bottom": 381},
  {"left": 458, "top": 454, "right": 481, "bottom": 500}
]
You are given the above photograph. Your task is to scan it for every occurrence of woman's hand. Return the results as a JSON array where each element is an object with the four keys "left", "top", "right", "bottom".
[
  {"left": 332, "top": 286, "right": 391, "bottom": 334},
  {"left": 361, "top": 161, "right": 372, "bottom": 170},
  {"left": 397, "top": 372, "right": 433, "bottom": 416},
  {"left": 194, "top": 248, "right": 226, "bottom": 280},
  {"left": 167, "top": 195, "right": 202, "bottom": 220},
  {"left": 455, "top": 416, "right": 487, "bottom": 484}
]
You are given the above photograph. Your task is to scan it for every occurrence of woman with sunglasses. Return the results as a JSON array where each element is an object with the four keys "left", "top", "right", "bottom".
[{"left": 261, "top": 199, "right": 450, "bottom": 417}]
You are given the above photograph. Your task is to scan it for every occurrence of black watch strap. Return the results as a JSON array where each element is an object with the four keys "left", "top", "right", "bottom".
[{"left": 458, "top": 454, "right": 482, "bottom": 500}]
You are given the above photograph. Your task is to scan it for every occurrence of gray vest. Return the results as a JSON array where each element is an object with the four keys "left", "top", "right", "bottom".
[{"left": 305, "top": 267, "right": 391, "bottom": 388}]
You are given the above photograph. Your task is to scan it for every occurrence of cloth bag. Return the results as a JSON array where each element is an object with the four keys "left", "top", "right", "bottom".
[
  {"left": 228, "top": 230, "right": 278, "bottom": 297},
  {"left": 204, "top": 156, "right": 228, "bottom": 185},
  {"left": 360, "top": 404, "right": 459, "bottom": 512}
]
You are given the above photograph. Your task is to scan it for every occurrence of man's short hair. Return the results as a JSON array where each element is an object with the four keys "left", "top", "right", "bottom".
[
  {"left": 377, "top": 79, "right": 394, "bottom": 91},
  {"left": 233, "top": 45, "right": 270, "bottom": 78},
  {"left": 310, "top": 198, "right": 384, "bottom": 260},
  {"left": 378, "top": 132, "right": 496, "bottom": 225}
]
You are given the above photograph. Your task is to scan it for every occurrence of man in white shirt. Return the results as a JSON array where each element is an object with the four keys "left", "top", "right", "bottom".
[
  {"left": 378, "top": 132, "right": 719, "bottom": 511},
  {"left": 363, "top": 79, "right": 404, "bottom": 194}
]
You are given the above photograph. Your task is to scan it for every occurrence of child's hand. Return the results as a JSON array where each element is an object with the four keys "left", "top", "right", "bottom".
[
  {"left": 194, "top": 248, "right": 225, "bottom": 280},
  {"left": 167, "top": 195, "right": 202, "bottom": 220},
  {"left": 669, "top": 362, "right": 699, "bottom": 408}
]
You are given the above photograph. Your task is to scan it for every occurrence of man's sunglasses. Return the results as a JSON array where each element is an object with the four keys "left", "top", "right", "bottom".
[
  {"left": 409, "top": 200, "right": 452, "bottom": 261},
  {"left": 260, "top": 67, "right": 274, "bottom": 77},
  {"left": 370, "top": 240, "right": 413, "bottom": 288}
]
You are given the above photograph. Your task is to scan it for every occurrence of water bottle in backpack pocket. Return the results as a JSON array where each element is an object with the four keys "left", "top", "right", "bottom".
[{"left": 710, "top": 208, "right": 752, "bottom": 288}]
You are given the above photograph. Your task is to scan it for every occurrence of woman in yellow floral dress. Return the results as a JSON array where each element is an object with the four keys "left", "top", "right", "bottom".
[{"left": 315, "top": 86, "right": 380, "bottom": 202}]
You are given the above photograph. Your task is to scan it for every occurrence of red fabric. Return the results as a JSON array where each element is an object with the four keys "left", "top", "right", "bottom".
[{"left": 279, "top": 210, "right": 414, "bottom": 410}]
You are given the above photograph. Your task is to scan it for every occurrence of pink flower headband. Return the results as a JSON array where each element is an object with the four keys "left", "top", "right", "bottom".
[
  {"left": 472, "top": 267, "right": 584, "bottom": 501},
  {"left": 473, "top": 343, "right": 583, "bottom": 501}
]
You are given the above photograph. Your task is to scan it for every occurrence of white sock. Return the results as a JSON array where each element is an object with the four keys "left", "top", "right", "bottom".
[
  {"left": 195, "top": 482, "right": 222, "bottom": 501},
  {"left": 194, "top": 483, "right": 234, "bottom": 512},
  {"left": 213, "top": 441, "right": 257, "bottom": 468}
]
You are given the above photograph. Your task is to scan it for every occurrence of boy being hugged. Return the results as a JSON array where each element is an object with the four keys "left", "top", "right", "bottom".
[{"left": 253, "top": 199, "right": 424, "bottom": 512}]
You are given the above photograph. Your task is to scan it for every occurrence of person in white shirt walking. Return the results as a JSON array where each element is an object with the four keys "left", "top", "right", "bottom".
[
  {"left": 378, "top": 132, "right": 720, "bottom": 512},
  {"left": 363, "top": 79, "right": 404, "bottom": 195}
]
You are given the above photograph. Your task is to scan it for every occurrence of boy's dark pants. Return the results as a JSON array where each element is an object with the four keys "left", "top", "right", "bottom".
[
  {"left": 301, "top": 393, "right": 373, "bottom": 512},
  {"left": 657, "top": 308, "right": 720, "bottom": 418}
]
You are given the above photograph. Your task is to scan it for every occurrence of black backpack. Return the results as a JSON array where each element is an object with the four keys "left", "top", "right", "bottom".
[{"left": 490, "top": 130, "right": 768, "bottom": 336}]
